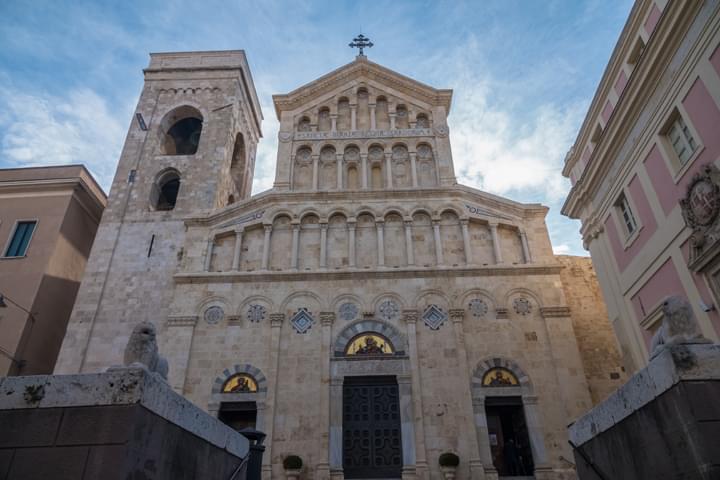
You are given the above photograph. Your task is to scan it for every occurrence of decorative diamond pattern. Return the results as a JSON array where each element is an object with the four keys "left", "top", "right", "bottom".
[
  {"left": 247, "top": 304, "right": 266, "bottom": 323},
  {"left": 204, "top": 306, "right": 224, "bottom": 325},
  {"left": 468, "top": 299, "right": 488, "bottom": 318},
  {"left": 339, "top": 302, "right": 359, "bottom": 321},
  {"left": 378, "top": 300, "right": 400, "bottom": 321},
  {"left": 422, "top": 304, "right": 447, "bottom": 330},
  {"left": 513, "top": 297, "right": 532, "bottom": 316},
  {"left": 291, "top": 308, "right": 315, "bottom": 334}
]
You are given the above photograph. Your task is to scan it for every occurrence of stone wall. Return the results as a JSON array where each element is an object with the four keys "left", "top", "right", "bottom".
[
  {"left": 569, "top": 344, "right": 720, "bottom": 480},
  {"left": 0, "top": 369, "right": 250, "bottom": 480},
  {"left": 556, "top": 255, "right": 627, "bottom": 404}
]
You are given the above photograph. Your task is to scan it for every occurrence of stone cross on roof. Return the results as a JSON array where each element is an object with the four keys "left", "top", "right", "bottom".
[{"left": 349, "top": 34, "right": 373, "bottom": 56}]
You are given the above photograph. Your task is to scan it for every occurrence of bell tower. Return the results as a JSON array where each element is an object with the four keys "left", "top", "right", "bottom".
[
  {"left": 55, "top": 51, "right": 263, "bottom": 374},
  {"left": 105, "top": 50, "right": 262, "bottom": 223}
]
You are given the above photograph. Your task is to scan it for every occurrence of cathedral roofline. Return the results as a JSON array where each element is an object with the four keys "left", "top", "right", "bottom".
[{"left": 272, "top": 55, "right": 453, "bottom": 120}]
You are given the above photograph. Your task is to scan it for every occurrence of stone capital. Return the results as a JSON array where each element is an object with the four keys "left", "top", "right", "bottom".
[
  {"left": 540, "top": 306, "right": 571, "bottom": 318},
  {"left": 270, "top": 313, "right": 285, "bottom": 327},
  {"left": 403, "top": 309, "right": 419, "bottom": 324},
  {"left": 320, "top": 311, "right": 335, "bottom": 325},
  {"left": 449, "top": 309, "right": 465, "bottom": 322},
  {"left": 166, "top": 315, "right": 198, "bottom": 327}
]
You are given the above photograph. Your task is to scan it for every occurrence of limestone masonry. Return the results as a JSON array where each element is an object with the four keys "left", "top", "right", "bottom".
[{"left": 55, "top": 49, "right": 624, "bottom": 480}]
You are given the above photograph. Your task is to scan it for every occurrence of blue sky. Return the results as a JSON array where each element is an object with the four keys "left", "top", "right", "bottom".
[{"left": 0, "top": 0, "right": 633, "bottom": 255}]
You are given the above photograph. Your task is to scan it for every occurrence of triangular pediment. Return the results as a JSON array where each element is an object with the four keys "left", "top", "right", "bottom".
[{"left": 272, "top": 55, "right": 453, "bottom": 119}]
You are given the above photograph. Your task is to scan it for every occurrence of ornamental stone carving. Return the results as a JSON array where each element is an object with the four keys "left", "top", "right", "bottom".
[
  {"left": 417, "top": 144, "right": 433, "bottom": 159},
  {"left": 296, "top": 148, "right": 312, "bottom": 163},
  {"left": 422, "top": 304, "right": 447, "bottom": 330},
  {"left": 247, "top": 304, "right": 267, "bottom": 323},
  {"left": 204, "top": 306, "right": 224, "bottom": 325},
  {"left": 291, "top": 308, "right": 315, "bottom": 334},
  {"left": 339, "top": 302, "right": 359, "bottom": 321},
  {"left": 378, "top": 299, "right": 400, "bottom": 321},
  {"left": 680, "top": 164, "right": 720, "bottom": 270},
  {"left": 368, "top": 146, "right": 384, "bottom": 162},
  {"left": 344, "top": 146, "right": 360, "bottom": 162},
  {"left": 468, "top": 298, "right": 489, "bottom": 318},
  {"left": 512, "top": 298, "right": 532, "bottom": 316}
]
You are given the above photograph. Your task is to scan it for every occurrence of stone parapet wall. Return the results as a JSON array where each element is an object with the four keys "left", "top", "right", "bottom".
[{"left": 0, "top": 369, "right": 249, "bottom": 480}]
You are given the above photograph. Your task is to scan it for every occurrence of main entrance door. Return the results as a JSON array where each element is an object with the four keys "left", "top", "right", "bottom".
[{"left": 343, "top": 376, "right": 403, "bottom": 478}]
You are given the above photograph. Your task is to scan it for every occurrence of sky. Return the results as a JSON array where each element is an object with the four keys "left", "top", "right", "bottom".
[{"left": 0, "top": 0, "right": 634, "bottom": 255}]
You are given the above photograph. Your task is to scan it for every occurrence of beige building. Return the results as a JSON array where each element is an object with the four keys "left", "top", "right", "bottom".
[
  {"left": 562, "top": 0, "right": 720, "bottom": 372},
  {"left": 0, "top": 165, "right": 106, "bottom": 376},
  {"left": 56, "top": 50, "right": 624, "bottom": 480}
]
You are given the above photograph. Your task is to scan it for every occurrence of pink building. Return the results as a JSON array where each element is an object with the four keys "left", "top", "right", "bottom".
[{"left": 562, "top": 0, "right": 720, "bottom": 371}]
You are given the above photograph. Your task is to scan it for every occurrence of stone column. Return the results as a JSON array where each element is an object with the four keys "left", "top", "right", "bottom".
[
  {"left": 348, "top": 220, "right": 356, "bottom": 267},
  {"left": 263, "top": 313, "right": 285, "bottom": 478},
  {"left": 385, "top": 152, "right": 393, "bottom": 189},
  {"left": 312, "top": 154, "right": 320, "bottom": 191},
  {"left": 471, "top": 397, "right": 495, "bottom": 469},
  {"left": 369, "top": 103, "right": 376, "bottom": 130},
  {"left": 519, "top": 229, "right": 532, "bottom": 263},
  {"left": 461, "top": 220, "right": 472, "bottom": 265},
  {"left": 404, "top": 219, "right": 414, "bottom": 266},
  {"left": 409, "top": 152, "right": 418, "bottom": 187},
  {"left": 403, "top": 310, "right": 429, "bottom": 480},
  {"left": 329, "top": 377, "right": 344, "bottom": 477},
  {"left": 449, "top": 309, "right": 486, "bottom": 480},
  {"left": 361, "top": 153, "right": 368, "bottom": 190},
  {"left": 522, "top": 395, "right": 550, "bottom": 469},
  {"left": 389, "top": 111, "right": 397, "bottom": 130},
  {"left": 433, "top": 220, "right": 444, "bottom": 265},
  {"left": 489, "top": 223, "right": 502, "bottom": 264},
  {"left": 320, "top": 221, "right": 328, "bottom": 269},
  {"left": 291, "top": 222, "right": 300, "bottom": 270},
  {"left": 330, "top": 113, "right": 338, "bottom": 132},
  {"left": 203, "top": 237, "right": 215, "bottom": 271},
  {"left": 398, "top": 373, "right": 418, "bottom": 477},
  {"left": 336, "top": 154, "right": 343, "bottom": 190},
  {"left": 261, "top": 224, "right": 272, "bottom": 270},
  {"left": 317, "top": 312, "right": 335, "bottom": 480},
  {"left": 231, "top": 227, "right": 243, "bottom": 271},
  {"left": 376, "top": 219, "right": 385, "bottom": 267},
  {"left": 350, "top": 104, "right": 357, "bottom": 130}
]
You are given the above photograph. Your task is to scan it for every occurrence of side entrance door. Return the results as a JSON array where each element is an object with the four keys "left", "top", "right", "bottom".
[{"left": 343, "top": 375, "right": 403, "bottom": 478}]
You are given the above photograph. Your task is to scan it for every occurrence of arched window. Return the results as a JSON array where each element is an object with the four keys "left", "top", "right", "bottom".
[
  {"left": 482, "top": 367, "right": 519, "bottom": 387},
  {"left": 345, "top": 333, "right": 394, "bottom": 355},
  {"left": 222, "top": 373, "right": 259, "bottom": 393},
  {"left": 151, "top": 169, "right": 181, "bottom": 211},
  {"left": 230, "top": 133, "right": 246, "bottom": 197},
  {"left": 416, "top": 113, "right": 430, "bottom": 128},
  {"left": 297, "top": 116, "right": 311, "bottom": 132},
  {"left": 160, "top": 106, "right": 203, "bottom": 155},
  {"left": 395, "top": 105, "right": 409, "bottom": 129}
]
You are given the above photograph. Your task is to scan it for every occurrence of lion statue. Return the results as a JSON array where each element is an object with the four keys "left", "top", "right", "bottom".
[{"left": 650, "top": 296, "right": 711, "bottom": 359}]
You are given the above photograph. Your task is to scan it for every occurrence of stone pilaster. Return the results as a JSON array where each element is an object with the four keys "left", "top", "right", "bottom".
[{"left": 403, "top": 309, "right": 428, "bottom": 480}]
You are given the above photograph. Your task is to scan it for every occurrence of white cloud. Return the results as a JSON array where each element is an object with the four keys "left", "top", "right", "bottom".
[
  {"left": 552, "top": 243, "right": 571, "bottom": 255},
  {"left": 0, "top": 86, "right": 126, "bottom": 191},
  {"left": 436, "top": 39, "right": 582, "bottom": 202}
]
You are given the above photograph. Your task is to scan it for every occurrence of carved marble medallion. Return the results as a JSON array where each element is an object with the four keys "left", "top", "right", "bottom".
[
  {"left": 339, "top": 302, "right": 359, "bottom": 321},
  {"left": 291, "top": 308, "right": 315, "bottom": 334},
  {"left": 247, "top": 304, "right": 266, "bottom": 323},
  {"left": 422, "top": 304, "right": 447, "bottom": 330},
  {"left": 512, "top": 298, "right": 532, "bottom": 316},
  {"left": 378, "top": 299, "right": 400, "bottom": 321},
  {"left": 468, "top": 298, "right": 488, "bottom": 318},
  {"left": 204, "top": 306, "right": 224, "bottom": 325}
]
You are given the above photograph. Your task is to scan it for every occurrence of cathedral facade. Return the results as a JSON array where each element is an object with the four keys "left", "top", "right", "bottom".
[{"left": 55, "top": 50, "right": 624, "bottom": 480}]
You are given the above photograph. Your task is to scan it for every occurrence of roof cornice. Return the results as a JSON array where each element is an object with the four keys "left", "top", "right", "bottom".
[{"left": 272, "top": 56, "right": 453, "bottom": 119}]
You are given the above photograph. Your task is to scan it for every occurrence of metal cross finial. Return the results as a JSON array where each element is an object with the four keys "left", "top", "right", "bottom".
[{"left": 349, "top": 34, "right": 373, "bottom": 56}]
